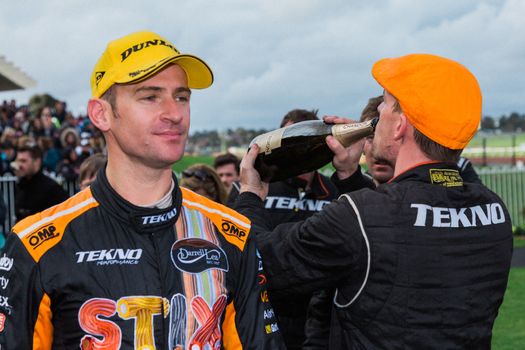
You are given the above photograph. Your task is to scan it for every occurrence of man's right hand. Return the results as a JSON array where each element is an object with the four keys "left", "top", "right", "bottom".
[
  {"left": 239, "top": 144, "right": 269, "bottom": 201},
  {"left": 324, "top": 115, "right": 365, "bottom": 180}
]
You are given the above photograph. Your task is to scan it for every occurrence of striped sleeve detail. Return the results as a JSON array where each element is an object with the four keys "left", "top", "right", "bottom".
[
  {"left": 32, "top": 293, "right": 53, "bottom": 350},
  {"left": 221, "top": 302, "right": 243, "bottom": 349},
  {"left": 180, "top": 187, "right": 251, "bottom": 251},
  {"left": 12, "top": 189, "right": 99, "bottom": 262}
]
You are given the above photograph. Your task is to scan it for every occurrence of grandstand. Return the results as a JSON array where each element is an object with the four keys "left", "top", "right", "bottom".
[{"left": 0, "top": 55, "right": 36, "bottom": 91}]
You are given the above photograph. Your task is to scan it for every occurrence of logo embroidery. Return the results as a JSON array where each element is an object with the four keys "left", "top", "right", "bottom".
[
  {"left": 0, "top": 255, "right": 13, "bottom": 272},
  {"left": 26, "top": 224, "right": 59, "bottom": 249},
  {"left": 171, "top": 238, "right": 229, "bottom": 273},
  {"left": 220, "top": 220, "right": 247, "bottom": 241}
]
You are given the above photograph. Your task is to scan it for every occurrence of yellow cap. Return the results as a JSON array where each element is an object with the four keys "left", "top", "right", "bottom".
[
  {"left": 372, "top": 54, "right": 482, "bottom": 150},
  {"left": 90, "top": 31, "right": 213, "bottom": 97}
]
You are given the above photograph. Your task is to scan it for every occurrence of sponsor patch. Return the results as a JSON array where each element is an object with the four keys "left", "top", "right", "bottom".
[
  {"left": 171, "top": 238, "right": 229, "bottom": 273},
  {"left": 0, "top": 312, "right": 5, "bottom": 332},
  {"left": 25, "top": 224, "right": 60, "bottom": 249},
  {"left": 76, "top": 249, "right": 142, "bottom": 266},
  {"left": 219, "top": 219, "right": 247, "bottom": 242},
  {"left": 429, "top": 169, "right": 463, "bottom": 187}
]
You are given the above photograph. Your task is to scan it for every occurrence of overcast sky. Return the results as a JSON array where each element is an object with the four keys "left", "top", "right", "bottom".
[{"left": 0, "top": 0, "right": 523, "bottom": 131}]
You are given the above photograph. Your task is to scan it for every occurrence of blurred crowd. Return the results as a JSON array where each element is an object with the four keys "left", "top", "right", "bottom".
[{"left": 0, "top": 99, "right": 105, "bottom": 180}]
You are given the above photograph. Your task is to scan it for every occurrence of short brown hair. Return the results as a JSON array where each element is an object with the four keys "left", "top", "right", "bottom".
[
  {"left": 79, "top": 153, "right": 107, "bottom": 183},
  {"left": 180, "top": 164, "right": 227, "bottom": 204},
  {"left": 213, "top": 153, "right": 240, "bottom": 174},
  {"left": 413, "top": 129, "right": 462, "bottom": 162},
  {"left": 280, "top": 109, "right": 319, "bottom": 127},
  {"left": 360, "top": 96, "right": 383, "bottom": 122}
]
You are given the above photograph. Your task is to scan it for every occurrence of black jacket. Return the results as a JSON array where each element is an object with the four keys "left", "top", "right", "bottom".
[
  {"left": 0, "top": 170, "right": 285, "bottom": 349},
  {"left": 236, "top": 162, "right": 513, "bottom": 349},
  {"left": 231, "top": 171, "right": 339, "bottom": 350}
]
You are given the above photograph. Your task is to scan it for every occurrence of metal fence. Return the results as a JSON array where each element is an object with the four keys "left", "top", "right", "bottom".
[
  {"left": 0, "top": 174, "right": 77, "bottom": 235},
  {"left": 478, "top": 167, "right": 525, "bottom": 227},
  {"left": 1, "top": 167, "right": 524, "bottom": 234}
]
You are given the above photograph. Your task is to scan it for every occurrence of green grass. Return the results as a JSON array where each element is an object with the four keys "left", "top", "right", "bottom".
[
  {"left": 173, "top": 155, "right": 214, "bottom": 174},
  {"left": 515, "top": 237, "right": 525, "bottom": 249},
  {"left": 492, "top": 267, "right": 525, "bottom": 349},
  {"left": 469, "top": 133, "right": 525, "bottom": 148}
]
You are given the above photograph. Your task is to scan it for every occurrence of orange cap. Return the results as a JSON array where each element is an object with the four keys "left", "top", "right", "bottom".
[{"left": 372, "top": 54, "right": 481, "bottom": 149}]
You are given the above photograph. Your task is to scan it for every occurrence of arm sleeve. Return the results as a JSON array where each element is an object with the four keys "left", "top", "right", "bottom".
[
  {"left": 0, "top": 232, "right": 51, "bottom": 349},
  {"left": 239, "top": 193, "right": 366, "bottom": 297},
  {"left": 222, "top": 235, "right": 285, "bottom": 349},
  {"left": 330, "top": 165, "right": 375, "bottom": 193}
]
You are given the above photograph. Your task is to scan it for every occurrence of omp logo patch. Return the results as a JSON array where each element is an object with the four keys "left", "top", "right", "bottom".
[
  {"left": 429, "top": 169, "right": 463, "bottom": 187},
  {"left": 25, "top": 224, "right": 59, "bottom": 249},
  {"left": 171, "top": 238, "right": 229, "bottom": 273},
  {"left": 220, "top": 220, "right": 247, "bottom": 242}
]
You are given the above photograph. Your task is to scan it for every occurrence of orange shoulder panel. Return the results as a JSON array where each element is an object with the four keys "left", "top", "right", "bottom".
[
  {"left": 180, "top": 187, "right": 251, "bottom": 251},
  {"left": 12, "top": 188, "right": 99, "bottom": 262}
]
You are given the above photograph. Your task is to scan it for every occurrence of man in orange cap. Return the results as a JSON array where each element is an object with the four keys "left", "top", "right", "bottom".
[
  {"left": 235, "top": 53, "right": 513, "bottom": 349},
  {"left": 1, "top": 31, "right": 285, "bottom": 349}
]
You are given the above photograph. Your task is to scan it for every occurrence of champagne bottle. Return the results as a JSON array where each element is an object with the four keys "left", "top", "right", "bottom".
[{"left": 249, "top": 118, "right": 378, "bottom": 182}]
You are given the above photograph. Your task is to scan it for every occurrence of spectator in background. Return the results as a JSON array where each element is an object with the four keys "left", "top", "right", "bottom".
[
  {"left": 361, "top": 95, "right": 395, "bottom": 185},
  {"left": 214, "top": 152, "right": 240, "bottom": 195},
  {"left": 180, "top": 163, "right": 228, "bottom": 204},
  {"left": 40, "top": 106, "right": 59, "bottom": 141},
  {"left": 59, "top": 127, "right": 80, "bottom": 149},
  {"left": 13, "top": 143, "right": 68, "bottom": 221},
  {"left": 0, "top": 141, "right": 16, "bottom": 175},
  {"left": 78, "top": 153, "right": 106, "bottom": 190},
  {"left": 55, "top": 147, "right": 81, "bottom": 182},
  {"left": 53, "top": 100, "right": 67, "bottom": 124},
  {"left": 38, "top": 136, "right": 61, "bottom": 173}
]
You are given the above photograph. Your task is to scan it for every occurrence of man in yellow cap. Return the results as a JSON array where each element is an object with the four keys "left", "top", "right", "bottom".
[
  {"left": 0, "top": 31, "right": 285, "bottom": 349},
  {"left": 236, "top": 53, "right": 513, "bottom": 348}
]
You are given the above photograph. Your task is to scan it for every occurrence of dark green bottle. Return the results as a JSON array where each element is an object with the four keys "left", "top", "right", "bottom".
[{"left": 250, "top": 118, "right": 378, "bottom": 182}]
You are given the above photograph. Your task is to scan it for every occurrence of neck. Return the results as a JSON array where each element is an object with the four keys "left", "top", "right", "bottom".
[
  {"left": 105, "top": 156, "right": 174, "bottom": 206},
  {"left": 393, "top": 143, "right": 432, "bottom": 178}
]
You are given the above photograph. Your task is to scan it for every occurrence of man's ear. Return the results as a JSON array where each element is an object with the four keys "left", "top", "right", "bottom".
[
  {"left": 393, "top": 113, "right": 408, "bottom": 141},
  {"left": 87, "top": 98, "right": 112, "bottom": 132}
]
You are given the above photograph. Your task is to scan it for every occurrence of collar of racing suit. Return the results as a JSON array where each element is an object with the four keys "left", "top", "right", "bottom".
[
  {"left": 90, "top": 166, "right": 182, "bottom": 233},
  {"left": 388, "top": 161, "right": 464, "bottom": 187}
]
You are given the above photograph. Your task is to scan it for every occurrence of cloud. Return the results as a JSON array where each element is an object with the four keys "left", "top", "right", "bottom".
[{"left": 0, "top": 0, "right": 522, "bottom": 131}]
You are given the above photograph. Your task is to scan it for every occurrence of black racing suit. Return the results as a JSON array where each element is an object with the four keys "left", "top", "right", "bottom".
[
  {"left": 235, "top": 162, "right": 513, "bottom": 349},
  {"left": 230, "top": 171, "right": 339, "bottom": 350},
  {"left": 0, "top": 170, "right": 285, "bottom": 349}
]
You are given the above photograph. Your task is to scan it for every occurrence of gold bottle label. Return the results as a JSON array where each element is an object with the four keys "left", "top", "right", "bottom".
[
  {"left": 331, "top": 119, "right": 375, "bottom": 147},
  {"left": 253, "top": 127, "right": 286, "bottom": 155}
]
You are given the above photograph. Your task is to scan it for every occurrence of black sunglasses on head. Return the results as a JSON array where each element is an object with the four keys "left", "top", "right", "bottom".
[{"left": 182, "top": 169, "right": 212, "bottom": 182}]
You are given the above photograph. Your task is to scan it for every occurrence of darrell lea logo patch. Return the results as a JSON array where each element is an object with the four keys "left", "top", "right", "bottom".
[{"left": 171, "top": 238, "right": 229, "bottom": 274}]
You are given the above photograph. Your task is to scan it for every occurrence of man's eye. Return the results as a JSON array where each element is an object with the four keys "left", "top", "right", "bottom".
[{"left": 175, "top": 95, "right": 190, "bottom": 102}]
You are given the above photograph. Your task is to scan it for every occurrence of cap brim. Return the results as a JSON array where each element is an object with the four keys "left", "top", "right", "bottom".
[{"left": 114, "top": 54, "right": 214, "bottom": 90}]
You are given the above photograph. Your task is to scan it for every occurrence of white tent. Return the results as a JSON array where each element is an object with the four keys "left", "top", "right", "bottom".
[{"left": 0, "top": 56, "right": 36, "bottom": 91}]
